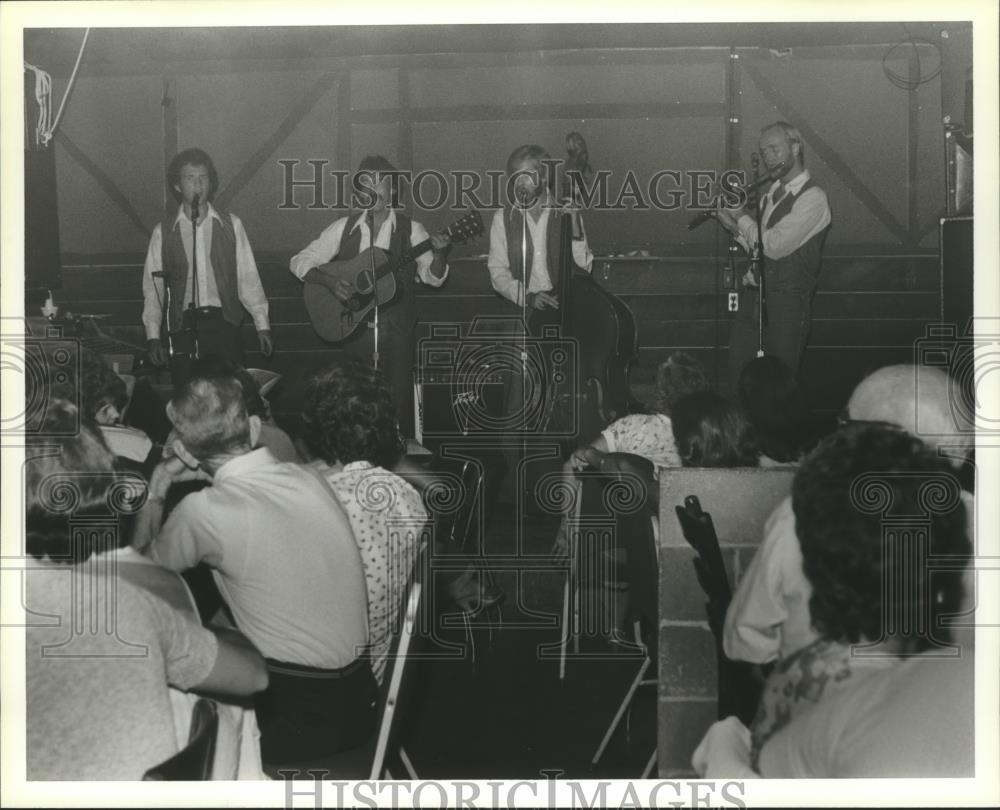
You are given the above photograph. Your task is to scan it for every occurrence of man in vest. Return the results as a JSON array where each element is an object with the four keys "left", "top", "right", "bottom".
[
  {"left": 290, "top": 155, "right": 450, "bottom": 437},
  {"left": 716, "top": 122, "right": 831, "bottom": 390},
  {"left": 142, "top": 148, "right": 273, "bottom": 387},
  {"left": 486, "top": 144, "right": 594, "bottom": 439}
]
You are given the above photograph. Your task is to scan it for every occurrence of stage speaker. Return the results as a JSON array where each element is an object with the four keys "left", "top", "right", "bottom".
[
  {"left": 940, "top": 217, "right": 973, "bottom": 334},
  {"left": 414, "top": 369, "right": 506, "bottom": 451},
  {"left": 25, "top": 146, "right": 62, "bottom": 296}
]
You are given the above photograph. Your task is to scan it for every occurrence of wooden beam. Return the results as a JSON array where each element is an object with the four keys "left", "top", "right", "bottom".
[
  {"left": 352, "top": 102, "right": 724, "bottom": 125},
  {"left": 398, "top": 67, "right": 413, "bottom": 172},
  {"left": 742, "top": 60, "right": 911, "bottom": 245},
  {"left": 215, "top": 71, "right": 340, "bottom": 211},
  {"left": 54, "top": 131, "right": 150, "bottom": 239},
  {"left": 161, "top": 77, "right": 178, "bottom": 218},
  {"left": 337, "top": 71, "right": 352, "bottom": 172}
]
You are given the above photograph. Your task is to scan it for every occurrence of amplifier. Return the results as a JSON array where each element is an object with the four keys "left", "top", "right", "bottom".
[{"left": 414, "top": 369, "right": 506, "bottom": 446}]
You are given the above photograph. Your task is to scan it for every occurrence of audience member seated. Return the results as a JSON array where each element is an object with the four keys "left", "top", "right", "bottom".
[
  {"left": 300, "top": 360, "right": 427, "bottom": 685},
  {"left": 723, "top": 363, "right": 975, "bottom": 665},
  {"left": 131, "top": 373, "right": 374, "bottom": 771},
  {"left": 168, "top": 357, "right": 301, "bottom": 463},
  {"left": 737, "top": 355, "right": 817, "bottom": 466},
  {"left": 77, "top": 347, "right": 158, "bottom": 473},
  {"left": 694, "top": 422, "right": 972, "bottom": 777},
  {"left": 565, "top": 351, "right": 710, "bottom": 476},
  {"left": 553, "top": 352, "right": 710, "bottom": 556},
  {"left": 670, "top": 390, "right": 759, "bottom": 468},
  {"left": 24, "top": 400, "right": 267, "bottom": 780}
]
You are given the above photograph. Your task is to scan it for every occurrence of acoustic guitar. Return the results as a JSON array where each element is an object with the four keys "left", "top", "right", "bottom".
[{"left": 303, "top": 210, "right": 484, "bottom": 343}]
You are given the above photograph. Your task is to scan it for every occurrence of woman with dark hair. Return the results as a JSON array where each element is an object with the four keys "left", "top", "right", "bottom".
[
  {"left": 694, "top": 422, "right": 973, "bottom": 778},
  {"left": 670, "top": 390, "right": 759, "bottom": 468},
  {"left": 737, "top": 355, "right": 816, "bottom": 465},
  {"left": 24, "top": 400, "right": 267, "bottom": 779},
  {"left": 301, "top": 359, "right": 426, "bottom": 684}
]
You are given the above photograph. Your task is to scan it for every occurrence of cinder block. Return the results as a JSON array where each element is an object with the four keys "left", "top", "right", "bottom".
[
  {"left": 656, "top": 698, "right": 718, "bottom": 776},
  {"left": 659, "top": 624, "right": 717, "bottom": 698}
]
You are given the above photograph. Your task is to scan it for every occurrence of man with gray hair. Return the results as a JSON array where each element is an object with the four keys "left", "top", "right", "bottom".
[
  {"left": 723, "top": 362, "right": 975, "bottom": 665},
  {"left": 133, "top": 373, "right": 374, "bottom": 771}
]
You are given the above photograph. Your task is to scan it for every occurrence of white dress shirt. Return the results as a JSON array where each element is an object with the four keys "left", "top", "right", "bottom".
[
  {"left": 487, "top": 203, "right": 594, "bottom": 307},
  {"left": 141, "top": 203, "right": 270, "bottom": 340},
  {"left": 734, "top": 170, "right": 831, "bottom": 261},
  {"left": 289, "top": 209, "right": 448, "bottom": 286}
]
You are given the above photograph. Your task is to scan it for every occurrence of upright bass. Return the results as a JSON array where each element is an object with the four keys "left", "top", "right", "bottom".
[{"left": 534, "top": 132, "right": 640, "bottom": 446}]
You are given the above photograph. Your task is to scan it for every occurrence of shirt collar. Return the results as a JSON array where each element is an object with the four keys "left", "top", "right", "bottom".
[
  {"left": 342, "top": 460, "right": 375, "bottom": 473},
  {"left": 768, "top": 169, "right": 811, "bottom": 199},
  {"left": 213, "top": 446, "right": 279, "bottom": 483},
  {"left": 350, "top": 209, "right": 397, "bottom": 235},
  {"left": 172, "top": 202, "right": 222, "bottom": 231}
]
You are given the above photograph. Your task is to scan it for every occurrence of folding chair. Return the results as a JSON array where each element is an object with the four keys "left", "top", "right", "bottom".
[
  {"left": 143, "top": 697, "right": 219, "bottom": 780},
  {"left": 577, "top": 453, "right": 659, "bottom": 777},
  {"left": 559, "top": 452, "right": 661, "bottom": 681},
  {"left": 273, "top": 542, "right": 429, "bottom": 781}
]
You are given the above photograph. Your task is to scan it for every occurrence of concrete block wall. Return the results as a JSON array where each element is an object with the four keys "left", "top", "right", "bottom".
[{"left": 655, "top": 466, "right": 796, "bottom": 776}]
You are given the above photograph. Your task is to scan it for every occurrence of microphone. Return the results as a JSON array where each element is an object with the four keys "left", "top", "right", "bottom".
[{"left": 191, "top": 193, "right": 200, "bottom": 220}]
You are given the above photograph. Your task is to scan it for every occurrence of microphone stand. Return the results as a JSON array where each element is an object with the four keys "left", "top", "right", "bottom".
[
  {"left": 749, "top": 159, "right": 768, "bottom": 359},
  {"left": 189, "top": 194, "right": 201, "bottom": 360},
  {"left": 367, "top": 209, "right": 380, "bottom": 371}
]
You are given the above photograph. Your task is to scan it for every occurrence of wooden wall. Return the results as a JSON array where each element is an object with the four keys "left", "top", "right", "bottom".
[{"left": 47, "top": 40, "right": 948, "bottom": 256}]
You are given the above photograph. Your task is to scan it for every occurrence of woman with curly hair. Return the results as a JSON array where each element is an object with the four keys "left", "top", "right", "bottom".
[
  {"left": 301, "top": 359, "right": 426, "bottom": 684},
  {"left": 695, "top": 422, "right": 973, "bottom": 778}
]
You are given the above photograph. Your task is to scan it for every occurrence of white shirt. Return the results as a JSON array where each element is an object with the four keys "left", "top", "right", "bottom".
[
  {"left": 289, "top": 209, "right": 448, "bottom": 287},
  {"left": 487, "top": 203, "right": 594, "bottom": 307},
  {"left": 734, "top": 170, "right": 831, "bottom": 261},
  {"left": 152, "top": 448, "right": 369, "bottom": 669},
  {"left": 141, "top": 203, "right": 270, "bottom": 340}
]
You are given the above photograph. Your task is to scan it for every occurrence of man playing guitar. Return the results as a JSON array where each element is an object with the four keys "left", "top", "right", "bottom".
[{"left": 289, "top": 155, "right": 451, "bottom": 436}]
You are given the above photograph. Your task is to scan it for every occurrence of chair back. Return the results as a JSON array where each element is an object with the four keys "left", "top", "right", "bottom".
[
  {"left": 578, "top": 453, "right": 659, "bottom": 658},
  {"left": 143, "top": 697, "right": 219, "bottom": 780}
]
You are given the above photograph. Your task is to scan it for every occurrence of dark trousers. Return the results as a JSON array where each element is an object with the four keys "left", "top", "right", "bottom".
[
  {"left": 728, "top": 288, "right": 812, "bottom": 392},
  {"left": 169, "top": 308, "right": 243, "bottom": 390},
  {"left": 255, "top": 657, "right": 378, "bottom": 766},
  {"left": 337, "top": 319, "right": 416, "bottom": 438}
]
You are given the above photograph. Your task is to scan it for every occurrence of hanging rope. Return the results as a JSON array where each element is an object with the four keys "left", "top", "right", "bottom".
[
  {"left": 23, "top": 61, "right": 52, "bottom": 149},
  {"left": 24, "top": 28, "right": 90, "bottom": 148}
]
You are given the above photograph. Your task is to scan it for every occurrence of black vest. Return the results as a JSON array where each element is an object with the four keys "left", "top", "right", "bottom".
[
  {"left": 760, "top": 178, "right": 829, "bottom": 294},
  {"left": 503, "top": 205, "right": 564, "bottom": 293},
  {"left": 338, "top": 212, "right": 416, "bottom": 331},
  {"left": 161, "top": 211, "right": 244, "bottom": 330}
]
